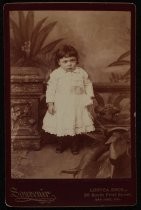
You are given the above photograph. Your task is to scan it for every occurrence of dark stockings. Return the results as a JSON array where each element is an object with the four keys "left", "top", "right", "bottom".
[{"left": 56, "top": 135, "right": 81, "bottom": 155}]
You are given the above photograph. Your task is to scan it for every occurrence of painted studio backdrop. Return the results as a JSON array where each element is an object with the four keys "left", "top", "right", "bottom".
[{"left": 10, "top": 10, "right": 131, "bottom": 179}]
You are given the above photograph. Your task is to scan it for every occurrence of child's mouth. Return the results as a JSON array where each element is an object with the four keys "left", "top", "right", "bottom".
[{"left": 67, "top": 67, "right": 73, "bottom": 70}]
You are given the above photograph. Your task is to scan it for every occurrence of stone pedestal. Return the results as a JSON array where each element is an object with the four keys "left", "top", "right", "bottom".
[{"left": 11, "top": 67, "right": 44, "bottom": 150}]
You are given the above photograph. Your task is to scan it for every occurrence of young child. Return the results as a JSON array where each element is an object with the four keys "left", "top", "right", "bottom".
[{"left": 42, "top": 45, "right": 95, "bottom": 154}]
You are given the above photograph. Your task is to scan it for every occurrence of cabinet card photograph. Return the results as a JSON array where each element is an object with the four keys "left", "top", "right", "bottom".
[{"left": 5, "top": 2, "right": 136, "bottom": 207}]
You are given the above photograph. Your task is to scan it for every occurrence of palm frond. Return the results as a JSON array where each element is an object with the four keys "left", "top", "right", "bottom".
[
  {"left": 26, "top": 11, "right": 34, "bottom": 41},
  {"left": 10, "top": 18, "right": 22, "bottom": 48},
  {"left": 10, "top": 51, "right": 22, "bottom": 65},
  {"left": 18, "top": 11, "right": 26, "bottom": 42},
  {"left": 117, "top": 51, "right": 130, "bottom": 61},
  {"left": 107, "top": 94, "right": 115, "bottom": 104},
  {"left": 33, "top": 55, "right": 48, "bottom": 66},
  {"left": 33, "top": 53, "right": 55, "bottom": 70},
  {"left": 110, "top": 72, "right": 121, "bottom": 82},
  {"left": 32, "top": 21, "right": 57, "bottom": 56},
  {"left": 10, "top": 33, "right": 24, "bottom": 65},
  {"left": 14, "top": 57, "right": 25, "bottom": 66},
  {"left": 122, "top": 69, "right": 130, "bottom": 79},
  {"left": 10, "top": 38, "right": 19, "bottom": 50},
  {"left": 110, "top": 73, "right": 118, "bottom": 82},
  {"left": 94, "top": 92, "right": 105, "bottom": 107},
  {"left": 109, "top": 76, "right": 114, "bottom": 83},
  {"left": 108, "top": 60, "right": 130, "bottom": 67},
  {"left": 30, "top": 17, "right": 48, "bottom": 54},
  {"left": 10, "top": 12, "right": 63, "bottom": 69},
  {"left": 39, "top": 38, "right": 64, "bottom": 54}
]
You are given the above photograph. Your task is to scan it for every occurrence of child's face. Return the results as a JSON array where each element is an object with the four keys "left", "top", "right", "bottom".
[{"left": 58, "top": 56, "right": 77, "bottom": 71}]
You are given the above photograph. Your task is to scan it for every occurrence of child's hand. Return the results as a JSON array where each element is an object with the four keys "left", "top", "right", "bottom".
[
  {"left": 87, "top": 104, "right": 94, "bottom": 113},
  {"left": 48, "top": 102, "right": 56, "bottom": 115}
]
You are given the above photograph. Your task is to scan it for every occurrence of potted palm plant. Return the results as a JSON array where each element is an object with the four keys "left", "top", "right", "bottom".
[
  {"left": 10, "top": 11, "right": 63, "bottom": 75},
  {"left": 10, "top": 11, "right": 63, "bottom": 150}
]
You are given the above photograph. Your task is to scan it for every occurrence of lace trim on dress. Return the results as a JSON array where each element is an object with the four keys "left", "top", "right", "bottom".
[{"left": 43, "top": 125, "right": 95, "bottom": 137}]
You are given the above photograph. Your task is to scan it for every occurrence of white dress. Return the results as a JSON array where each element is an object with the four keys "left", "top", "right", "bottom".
[{"left": 42, "top": 67, "right": 95, "bottom": 136}]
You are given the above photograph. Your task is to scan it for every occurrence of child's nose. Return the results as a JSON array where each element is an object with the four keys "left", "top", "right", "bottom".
[{"left": 67, "top": 61, "right": 72, "bottom": 65}]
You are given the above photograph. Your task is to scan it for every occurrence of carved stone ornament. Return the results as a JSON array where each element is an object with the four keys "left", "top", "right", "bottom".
[{"left": 11, "top": 67, "right": 44, "bottom": 150}]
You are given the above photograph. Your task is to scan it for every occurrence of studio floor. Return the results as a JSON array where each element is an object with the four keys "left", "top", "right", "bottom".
[{"left": 11, "top": 134, "right": 101, "bottom": 179}]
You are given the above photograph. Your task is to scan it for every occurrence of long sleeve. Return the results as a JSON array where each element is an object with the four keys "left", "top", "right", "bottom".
[
  {"left": 83, "top": 70, "right": 94, "bottom": 98},
  {"left": 46, "top": 71, "right": 58, "bottom": 103}
]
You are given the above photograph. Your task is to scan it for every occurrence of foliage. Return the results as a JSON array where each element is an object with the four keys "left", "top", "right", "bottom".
[
  {"left": 108, "top": 51, "right": 130, "bottom": 83},
  {"left": 77, "top": 90, "right": 131, "bottom": 178},
  {"left": 10, "top": 11, "right": 63, "bottom": 71},
  {"left": 61, "top": 127, "right": 131, "bottom": 179},
  {"left": 89, "top": 92, "right": 129, "bottom": 124}
]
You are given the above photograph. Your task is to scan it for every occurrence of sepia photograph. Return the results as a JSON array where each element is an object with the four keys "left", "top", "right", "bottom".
[
  {"left": 10, "top": 9, "right": 132, "bottom": 180},
  {"left": 4, "top": 2, "right": 137, "bottom": 207}
]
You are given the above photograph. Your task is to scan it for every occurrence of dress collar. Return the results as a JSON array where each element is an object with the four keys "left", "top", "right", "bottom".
[{"left": 59, "top": 67, "right": 79, "bottom": 73}]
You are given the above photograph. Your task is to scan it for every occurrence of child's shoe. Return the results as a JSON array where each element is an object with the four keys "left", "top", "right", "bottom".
[
  {"left": 71, "top": 140, "right": 79, "bottom": 155},
  {"left": 56, "top": 140, "right": 64, "bottom": 153}
]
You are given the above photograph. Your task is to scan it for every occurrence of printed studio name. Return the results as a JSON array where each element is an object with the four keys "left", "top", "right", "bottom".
[
  {"left": 89, "top": 188, "right": 127, "bottom": 192},
  {"left": 10, "top": 187, "right": 56, "bottom": 204}
]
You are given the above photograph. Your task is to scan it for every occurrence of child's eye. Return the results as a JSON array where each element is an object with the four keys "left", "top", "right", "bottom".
[
  {"left": 71, "top": 60, "right": 76, "bottom": 62},
  {"left": 70, "top": 59, "right": 76, "bottom": 62}
]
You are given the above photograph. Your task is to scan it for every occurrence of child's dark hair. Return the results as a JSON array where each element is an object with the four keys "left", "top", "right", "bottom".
[{"left": 55, "top": 45, "right": 79, "bottom": 66}]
